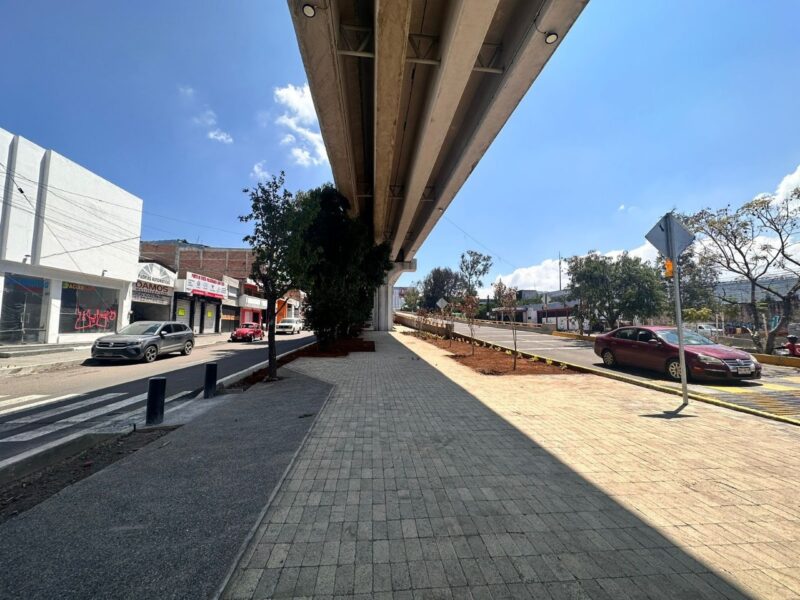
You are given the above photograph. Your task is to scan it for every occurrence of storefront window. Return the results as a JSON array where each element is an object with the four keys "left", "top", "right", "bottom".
[
  {"left": 1, "top": 273, "right": 49, "bottom": 344},
  {"left": 59, "top": 281, "right": 119, "bottom": 334}
]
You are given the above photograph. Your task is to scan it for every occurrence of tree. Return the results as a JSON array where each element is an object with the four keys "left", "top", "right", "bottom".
[
  {"left": 240, "top": 171, "right": 296, "bottom": 380},
  {"left": 420, "top": 267, "right": 463, "bottom": 309},
  {"left": 459, "top": 295, "right": 480, "bottom": 354},
  {"left": 401, "top": 284, "right": 421, "bottom": 312},
  {"left": 287, "top": 184, "right": 391, "bottom": 347},
  {"left": 567, "top": 252, "right": 666, "bottom": 329},
  {"left": 659, "top": 247, "right": 720, "bottom": 312},
  {"left": 495, "top": 281, "right": 520, "bottom": 369},
  {"left": 459, "top": 250, "right": 493, "bottom": 296},
  {"left": 685, "top": 188, "right": 800, "bottom": 353}
]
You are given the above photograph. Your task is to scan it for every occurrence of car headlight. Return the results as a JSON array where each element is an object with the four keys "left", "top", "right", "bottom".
[
  {"left": 749, "top": 354, "right": 759, "bottom": 365},
  {"left": 697, "top": 354, "right": 724, "bottom": 365}
]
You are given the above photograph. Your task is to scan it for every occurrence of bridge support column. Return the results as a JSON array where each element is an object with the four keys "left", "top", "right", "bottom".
[{"left": 373, "top": 260, "right": 415, "bottom": 331}]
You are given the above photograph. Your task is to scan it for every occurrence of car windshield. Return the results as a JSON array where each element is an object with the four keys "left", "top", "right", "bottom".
[
  {"left": 118, "top": 322, "right": 161, "bottom": 335},
  {"left": 242, "top": 323, "right": 257, "bottom": 328},
  {"left": 281, "top": 319, "right": 296, "bottom": 324},
  {"left": 656, "top": 329, "right": 714, "bottom": 345}
]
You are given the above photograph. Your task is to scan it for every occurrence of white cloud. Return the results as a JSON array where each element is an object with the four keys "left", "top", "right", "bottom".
[
  {"left": 486, "top": 242, "right": 659, "bottom": 296},
  {"left": 776, "top": 164, "right": 800, "bottom": 206},
  {"left": 250, "top": 160, "right": 270, "bottom": 180},
  {"left": 207, "top": 129, "right": 233, "bottom": 144},
  {"left": 618, "top": 204, "right": 625, "bottom": 211},
  {"left": 273, "top": 83, "right": 317, "bottom": 125},
  {"left": 272, "top": 83, "right": 328, "bottom": 167},
  {"left": 178, "top": 85, "right": 196, "bottom": 98},
  {"left": 194, "top": 108, "right": 218, "bottom": 127}
]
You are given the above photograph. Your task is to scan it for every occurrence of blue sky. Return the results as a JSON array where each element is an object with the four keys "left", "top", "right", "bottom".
[{"left": 2, "top": 1, "right": 799, "bottom": 292}]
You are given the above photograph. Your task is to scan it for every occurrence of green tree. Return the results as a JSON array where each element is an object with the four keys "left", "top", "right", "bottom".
[
  {"left": 287, "top": 184, "right": 391, "bottom": 347},
  {"left": 239, "top": 171, "right": 297, "bottom": 380},
  {"left": 401, "top": 284, "right": 421, "bottom": 312},
  {"left": 567, "top": 252, "right": 666, "bottom": 329},
  {"left": 658, "top": 246, "right": 719, "bottom": 314},
  {"left": 420, "top": 267, "right": 463, "bottom": 309},
  {"left": 459, "top": 250, "right": 493, "bottom": 296}
]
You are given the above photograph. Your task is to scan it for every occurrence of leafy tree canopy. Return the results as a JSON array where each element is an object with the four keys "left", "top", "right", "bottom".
[{"left": 420, "top": 267, "right": 464, "bottom": 309}]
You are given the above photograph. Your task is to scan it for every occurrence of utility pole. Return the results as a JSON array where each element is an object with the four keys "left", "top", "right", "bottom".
[{"left": 558, "top": 252, "right": 562, "bottom": 291}]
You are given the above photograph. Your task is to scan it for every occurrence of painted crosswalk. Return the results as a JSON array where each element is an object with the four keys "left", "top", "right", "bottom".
[
  {"left": 0, "top": 393, "right": 78, "bottom": 416},
  {"left": 0, "top": 390, "right": 191, "bottom": 445}
]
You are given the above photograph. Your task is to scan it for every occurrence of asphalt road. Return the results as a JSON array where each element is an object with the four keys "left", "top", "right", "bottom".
[
  {"left": 0, "top": 332, "right": 315, "bottom": 464},
  {"left": 451, "top": 320, "right": 800, "bottom": 420}
]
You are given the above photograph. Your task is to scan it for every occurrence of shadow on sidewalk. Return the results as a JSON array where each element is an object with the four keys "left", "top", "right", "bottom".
[{"left": 253, "top": 332, "right": 754, "bottom": 599}]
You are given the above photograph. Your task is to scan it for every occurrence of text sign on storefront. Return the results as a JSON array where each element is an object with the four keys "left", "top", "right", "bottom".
[
  {"left": 186, "top": 272, "right": 226, "bottom": 299},
  {"left": 133, "top": 263, "right": 176, "bottom": 305}
]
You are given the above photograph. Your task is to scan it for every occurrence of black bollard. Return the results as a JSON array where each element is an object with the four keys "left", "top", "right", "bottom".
[
  {"left": 146, "top": 377, "right": 167, "bottom": 425},
  {"left": 204, "top": 363, "right": 218, "bottom": 399}
]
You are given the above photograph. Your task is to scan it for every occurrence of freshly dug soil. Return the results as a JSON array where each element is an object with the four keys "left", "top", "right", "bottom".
[
  {"left": 0, "top": 428, "right": 175, "bottom": 525},
  {"left": 408, "top": 333, "right": 581, "bottom": 376}
]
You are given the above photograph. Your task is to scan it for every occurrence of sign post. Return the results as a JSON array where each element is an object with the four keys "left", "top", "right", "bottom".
[{"left": 646, "top": 213, "right": 695, "bottom": 406}]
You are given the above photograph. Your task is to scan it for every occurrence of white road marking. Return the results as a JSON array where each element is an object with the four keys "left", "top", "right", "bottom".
[
  {"left": 103, "top": 392, "right": 190, "bottom": 425},
  {"left": 8, "top": 393, "right": 126, "bottom": 423},
  {"left": 1, "top": 393, "right": 148, "bottom": 442},
  {"left": 0, "top": 394, "right": 48, "bottom": 412}
]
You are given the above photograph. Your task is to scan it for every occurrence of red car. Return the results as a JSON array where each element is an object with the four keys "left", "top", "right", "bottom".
[
  {"left": 229, "top": 322, "right": 264, "bottom": 342},
  {"left": 594, "top": 325, "right": 761, "bottom": 382}
]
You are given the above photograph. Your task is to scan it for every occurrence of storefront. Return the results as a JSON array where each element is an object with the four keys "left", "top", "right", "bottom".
[
  {"left": 174, "top": 271, "right": 225, "bottom": 334},
  {"left": 130, "top": 263, "right": 176, "bottom": 323},
  {"left": 238, "top": 294, "right": 269, "bottom": 325},
  {"left": 220, "top": 276, "right": 240, "bottom": 333},
  {"left": 0, "top": 273, "right": 50, "bottom": 344}
]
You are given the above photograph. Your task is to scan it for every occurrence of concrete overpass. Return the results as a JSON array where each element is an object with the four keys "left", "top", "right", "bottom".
[{"left": 287, "top": 0, "right": 588, "bottom": 328}]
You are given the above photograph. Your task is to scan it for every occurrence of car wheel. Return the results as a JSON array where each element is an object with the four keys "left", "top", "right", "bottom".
[
  {"left": 143, "top": 345, "right": 158, "bottom": 363},
  {"left": 666, "top": 358, "right": 682, "bottom": 381},
  {"left": 601, "top": 349, "right": 616, "bottom": 368},
  {"left": 182, "top": 341, "right": 193, "bottom": 356}
]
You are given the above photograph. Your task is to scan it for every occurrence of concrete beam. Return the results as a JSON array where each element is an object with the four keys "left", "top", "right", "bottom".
[
  {"left": 373, "top": 0, "right": 413, "bottom": 244},
  {"left": 286, "top": 0, "right": 359, "bottom": 214},
  {"left": 406, "top": 0, "right": 588, "bottom": 257},
  {"left": 390, "top": 0, "right": 500, "bottom": 259}
]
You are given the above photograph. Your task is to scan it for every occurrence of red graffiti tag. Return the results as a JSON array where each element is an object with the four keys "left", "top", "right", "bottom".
[{"left": 74, "top": 308, "right": 117, "bottom": 331}]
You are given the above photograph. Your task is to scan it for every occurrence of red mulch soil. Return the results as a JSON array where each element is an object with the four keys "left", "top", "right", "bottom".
[{"left": 407, "top": 332, "right": 581, "bottom": 376}]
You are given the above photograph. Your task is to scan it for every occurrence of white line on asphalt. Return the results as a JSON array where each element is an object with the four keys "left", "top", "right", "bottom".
[
  {"left": 102, "top": 392, "right": 190, "bottom": 426},
  {"left": 8, "top": 393, "right": 126, "bottom": 424},
  {"left": 0, "top": 393, "right": 148, "bottom": 442},
  {"left": 0, "top": 393, "right": 81, "bottom": 417},
  {"left": 0, "top": 394, "right": 48, "bottom": 413}
]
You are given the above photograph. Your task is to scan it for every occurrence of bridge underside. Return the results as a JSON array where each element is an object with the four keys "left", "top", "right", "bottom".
[{"left": 287, "top": 0, "right": 588, "bottom": 329}]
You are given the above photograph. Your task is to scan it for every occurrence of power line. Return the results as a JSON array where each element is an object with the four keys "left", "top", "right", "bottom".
[{"left": 442, "top": 215, "right": 519, "bottom": 271}]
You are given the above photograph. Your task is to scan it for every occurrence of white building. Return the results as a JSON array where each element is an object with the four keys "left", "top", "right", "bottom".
[{"left": 0, "top": 128, "right": 143, "bottom": 345}]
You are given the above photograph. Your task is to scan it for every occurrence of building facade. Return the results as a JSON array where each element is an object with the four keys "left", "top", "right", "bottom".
[
  {"left": 0, "top": 128, "right": 142, "bottom": 345},
  {"left": 139, "top": 240, "right": 301, "bottom": 333}
]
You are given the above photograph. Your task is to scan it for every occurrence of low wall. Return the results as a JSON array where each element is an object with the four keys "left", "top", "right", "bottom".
[
  {"left": 753, "top": 353, "right": 800, "bottom": 368},
  {"left": 551, "top": 331, "right": 595, "bottom": 342},
  {"left": 394, "top": 313, "right": 449, "bottom": 337}
]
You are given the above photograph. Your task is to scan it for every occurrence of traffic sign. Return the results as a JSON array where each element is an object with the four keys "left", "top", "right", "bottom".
[
  {"left": 436, "top": 298, "right": 448, "bottom": 310},
  {"left": 646, "top": 213, "right": 694, "bottom": 259}
]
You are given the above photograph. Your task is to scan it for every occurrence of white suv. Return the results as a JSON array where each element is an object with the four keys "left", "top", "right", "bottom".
[{"left": 276, "top": 318, "right": 301, "bottom": 335}]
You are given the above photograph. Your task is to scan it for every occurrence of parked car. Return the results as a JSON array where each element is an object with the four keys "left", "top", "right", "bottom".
[
  {"left": 594, "top": 325, "right": 761, "bottom": 382},
  {"left": 229, "top": 322, "right": 264, "bottom": 342},
  {"left": 276, "top": 317, "right": 302, "bottom": 335},
  {"left": 692, "top": 323, "right": 722, "bottom": 336},
  {"left": 92, "top": 321, "right": 194, "bottom": 363}
]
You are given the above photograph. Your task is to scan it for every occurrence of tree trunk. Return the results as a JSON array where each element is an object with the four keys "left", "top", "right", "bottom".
[
  {"left": 747, "top": 283, "right": 764, "bottom": 353},
  {"left": 266, "top": 295, "right": 278, "bottom": 380},
  {"left": 766, "top": 296, "right": 793, "bottom": 354}
]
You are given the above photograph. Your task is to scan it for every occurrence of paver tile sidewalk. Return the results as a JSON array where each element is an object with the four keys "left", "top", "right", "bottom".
[{"left": 226, "top": 331, "right": 800, "bottom": 599}]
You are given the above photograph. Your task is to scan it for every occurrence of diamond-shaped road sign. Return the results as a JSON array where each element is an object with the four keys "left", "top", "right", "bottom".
[
  {"left": 436, "top": 298, "right": 448, "bottom": 310},
  {"left": 645, "top": 213, "right": 695, "bottom": 259}
]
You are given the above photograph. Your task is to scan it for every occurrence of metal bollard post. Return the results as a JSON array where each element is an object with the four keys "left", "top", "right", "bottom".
[
  {"left": 146, "top": 377, "right": 167, "bottom": 425},
  {"left": 204, "top": 363, "right": 218, "bottom": 399}
]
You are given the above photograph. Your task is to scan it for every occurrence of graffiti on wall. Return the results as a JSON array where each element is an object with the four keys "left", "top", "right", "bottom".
[{"left": 74, "top": 308, "right": 117, "bottom": 331}]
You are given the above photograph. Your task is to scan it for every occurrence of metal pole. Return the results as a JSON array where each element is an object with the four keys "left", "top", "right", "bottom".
[
  {"left": 204, "top": 363, "right": 218, "bottom": 399},
  {"left": 667, "top": 217, "right": 689, "bottom": 405},
  {"left": 146, "top": 377, "right": 166, "bottom": 425}
]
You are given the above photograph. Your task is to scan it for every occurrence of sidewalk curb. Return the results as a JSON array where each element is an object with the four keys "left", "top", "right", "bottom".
[
  {"left": 192, "top": 341, "right": 317, "bottom": 399},
  {"left": 214, "top": 377, "right": 335, "bottom": 600},
  {"left": 446, "top": 331, "right": 800, "bottom": 428}
]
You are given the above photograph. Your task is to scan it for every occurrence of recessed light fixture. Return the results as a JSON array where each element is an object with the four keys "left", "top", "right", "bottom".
[
  {"left": 302, "top": 3, "right": 316, "bottom": 18},
  {"left": 545, "top": 32, "right": 558, "bottom": 44}
]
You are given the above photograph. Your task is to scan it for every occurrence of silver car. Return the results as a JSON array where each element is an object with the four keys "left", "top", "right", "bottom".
[{"left": 92, "top": 321, "right": 195, "bottom": 363}]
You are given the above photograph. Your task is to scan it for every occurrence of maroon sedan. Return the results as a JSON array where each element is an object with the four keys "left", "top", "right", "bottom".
[{"left": 594, "top": 326, "right": 761, "bottom": 382}]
